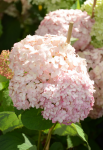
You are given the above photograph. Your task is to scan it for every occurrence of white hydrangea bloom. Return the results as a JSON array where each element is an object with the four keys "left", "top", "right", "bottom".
[{"left": 81, "top": 0, "right": 103, "bottom": 48}]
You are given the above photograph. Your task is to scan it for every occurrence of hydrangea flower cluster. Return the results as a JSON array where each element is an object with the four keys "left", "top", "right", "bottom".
[
  {"left": 81, "top": 0, "right": 103, "bottom": 48},
  {"left": 9, "top": 34, "right": 95, "bottom": 124},
  {"left": 78, "top": 45, "right": 103, "bottom": 119},
  {"left": 29, "top": 0, "right": 76, "bottom": 13},
  {"left": 0, "top": 50, "right": 14, "bottom": 79},
  {"left": 36, "top": 9, "right": 95, "bottom": 50}
]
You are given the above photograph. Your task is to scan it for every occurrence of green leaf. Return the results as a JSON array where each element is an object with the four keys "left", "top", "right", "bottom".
[
  {"left": 77, "top": 0, "right": 81, "bottom": 9},
  {"left": 29, "top": 145, "right": 37, "bottom": 150},
  {"left": 0, "top": 131, "right": 34, "bottom": 150},
  {"left": 70, "top": 2, "right": 77, "bottom": 9},
  {"left": 0, "top": 74, "right": 9, "bottom": 82},
  {"left": 15, "top": 126, "right": 39, "bottom": 138},
  {"left": 72, "top": 124, "right": 90, "bottom": 150},
  {"left": 0, "top": 131, "right": 24, "bottom": 150},
  {"left": 52, "top": 123, "right": 77, "bottom": 136},
  {"left": 0, "top": 111, "right": 23, "bottom": 134},
  {"left": 50, "top": 142, "right": 64, "bottom": 150},
  {"left": 67, "top": 135, "right": 84, "bottom": 148},
  {"left": 17, "top": 134, "right": 33, "bottom": 150},
  {"left": 0, "top": 81, "right": 9, "bottom": 91},
  {"left": 21, "top": 107, "right": 53, "bottom": 130},
  {"left": 70, "top": 0, "right": 81, "bottom": 10},
  {"left": 70, "top": 38, "right": 78, "bottom": 45},
  {"left": 0, "top": 89, "right": 14, "bottom": 112},
  {"left": 14, "top": 107, "right": 24, "bottom": 116},
  {"left": 49, "top": 123, "right": 90, "bottom": 150}
]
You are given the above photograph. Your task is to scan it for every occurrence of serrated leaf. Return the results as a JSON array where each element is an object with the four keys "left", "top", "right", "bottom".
[
  {"left": 0, "top": 89, "right": 14, "bottom": 112},
  {"left": 0, "top": 131, "right": 24, "bottom": 150},
  {"left": 15, "top": 126, "right": 38, "bottom": 138},
  {"left": 14, "top": 107, "right": 24, "bottom": 116},
  {"left": 29, "top": 145, "right": 37, "bottom": 150},
  {"left": 70, "top": 38, "right": 78, "bottom": 45},
  {"left": 52, "top": 123, "right": 77, "bottom": 136},
  {"left": 72, "top": 124, "right": 90, "bottom": 150},
  {"left": 67, "top": 135, "right": 83, "bottom": 148},
  {"left": 48, "top": 123, "right": 90, "bottom": 150},
  {"left": 21, "top": 107, "right": 53, "bottom": 130},
  {"left": 18, "top": 134, "right": 33, "bottom": 150},
  {"left": 0, "top": 111, "right": 23, "bottom": 134},
  {"left": 50, "top": 142, "right": 64, "bottom": 150}
]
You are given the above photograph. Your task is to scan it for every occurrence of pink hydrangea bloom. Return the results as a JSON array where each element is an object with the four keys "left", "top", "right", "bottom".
[
  {"left": 0, "top": 50, "right": 14, "bottom": 79},
  {"left": 36, "top": 9, "right": 95, "bottom": 50},
  {"left": 9, "top": 34, "right": 95, "bottom": 124},
  {"left": 78, "top": 45, "right": 103, "bottom": 118}
]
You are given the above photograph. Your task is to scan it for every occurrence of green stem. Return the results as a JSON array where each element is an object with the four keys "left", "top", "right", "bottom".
[
  {"left": 37, "top": 131, "right": 42, "bottom": 150},
  {"left": 43, "top": 123, "right": 57, "bottom": 150}
]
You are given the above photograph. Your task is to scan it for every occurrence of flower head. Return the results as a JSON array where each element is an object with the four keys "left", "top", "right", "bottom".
[
  {"left": 36, "top": 9, "right": 95, "bottom": 50},
  {"left": 78, "top": 45, "right": 103, "bottom": 118},
  {"left": 9, "top": 34, "right": 95, "bottom": 124}
]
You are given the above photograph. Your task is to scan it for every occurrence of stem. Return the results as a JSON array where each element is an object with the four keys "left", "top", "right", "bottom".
[
  {"left": 91, "top": 0, "right": 97, "bottom": 18},
  {"left": 66, "top": 22, "right": 73, "bottom": 44},
  {"left": 43, "top": 129, "right": 52, "bottom": 150},
  {"left": 37, "top": 131, "right": 42, "bottom": 150},
  {"left": 43, "top": 123, "right": 57, "bottom": 150}
]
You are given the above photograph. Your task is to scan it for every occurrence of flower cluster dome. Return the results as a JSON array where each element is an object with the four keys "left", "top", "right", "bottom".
[
  {"left": 9, "top": 34, "right": 95, "bottom": 124},
  {"left": 36, "top": 9, "right": 95, "bottom": 50},
  {"left": 78, "top": 45, "right": 103, "bottom": 119}
]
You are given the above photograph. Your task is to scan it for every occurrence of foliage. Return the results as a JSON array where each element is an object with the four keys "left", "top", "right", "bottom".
[{"left": 21, "top": 108, "right": 54, "bottom": 130}]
